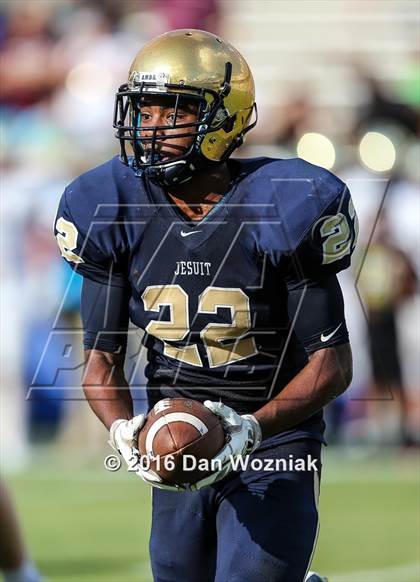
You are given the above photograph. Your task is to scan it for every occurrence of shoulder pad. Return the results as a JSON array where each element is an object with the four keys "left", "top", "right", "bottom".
[
  {"left": 233, "top": 157, "right": 346, "bottom": 253},
  {"left": 64, "top": 156, "right": 143, "bottom": 229},
  {"left": 54, "top": 157, "right": 150, "bottom": 285}
]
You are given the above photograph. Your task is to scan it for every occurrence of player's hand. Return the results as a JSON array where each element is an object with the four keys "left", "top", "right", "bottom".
[
  {"left": 188, "top": 401, "right": 262, "bottom": 491},
  {"left": 108, "top": 415, "right": 146, "bottom": 467},
  {"left": 109, "top": 416, "right": 186, "bottom": 492}
]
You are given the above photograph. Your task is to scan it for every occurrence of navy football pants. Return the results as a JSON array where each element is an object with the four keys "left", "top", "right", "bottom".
[{"left": 149, "top": 439, "right": 322, "bottom": 582}]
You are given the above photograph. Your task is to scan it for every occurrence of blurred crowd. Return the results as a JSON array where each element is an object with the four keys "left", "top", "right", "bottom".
[{"left": 1, "top": 0, "right": 419, "bottom": 468}]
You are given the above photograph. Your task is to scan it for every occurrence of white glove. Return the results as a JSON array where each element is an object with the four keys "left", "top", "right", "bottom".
[
  {"left": 108, "top": 416, "right": 185, "bottom": 492},
  {"left": 188, "top": 401, "right": 262, "bottom": 491}
]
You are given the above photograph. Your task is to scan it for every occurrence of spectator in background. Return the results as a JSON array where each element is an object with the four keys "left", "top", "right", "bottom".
[
  {"left": 0, "top": 2, "right": 63, "bottom": 110},
  {"left": 356, "top": 68, "right": 419, "bottom": 137},
  {"left": 357, "top": 210, "right": 417, "bottom": 446},
  {"left": 275, "top": 96, "right": 314, "bottom": 149}
]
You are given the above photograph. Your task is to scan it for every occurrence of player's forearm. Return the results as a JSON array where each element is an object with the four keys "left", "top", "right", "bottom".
[
  {"left": 82, "top": 350, "right": 133, "bottom": 430},
  {"left": 254, "top": 343, "right": 353, "bottom": 439}
]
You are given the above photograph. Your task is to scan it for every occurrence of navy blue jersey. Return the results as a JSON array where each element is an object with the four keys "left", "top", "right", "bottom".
[{"left": 55, "top": 156, "right": 357, "bottom": 441}]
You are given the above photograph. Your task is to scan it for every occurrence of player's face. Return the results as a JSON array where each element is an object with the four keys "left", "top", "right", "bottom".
[{"left": 138, "top": 97, "right": 199, "bottom": 162}]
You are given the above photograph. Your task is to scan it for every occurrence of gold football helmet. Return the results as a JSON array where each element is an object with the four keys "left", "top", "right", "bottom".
[{"left": 114, "top": 29, "right": 257, "bottom": 186}]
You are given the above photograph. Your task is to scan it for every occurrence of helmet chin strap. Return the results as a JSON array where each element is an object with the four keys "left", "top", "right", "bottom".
[
  {"left": 146, "top": 159, "right": 188, "bottom": 186},
  {"left": 145, "top": 151, "right": 222, "bottom": 188}
]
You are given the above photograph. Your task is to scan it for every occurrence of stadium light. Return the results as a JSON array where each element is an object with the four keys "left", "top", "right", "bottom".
[
  {"left": 296, "top": 133, "right": 336, "bottom": 170},
  {"left": 359, "top": 131, "right": 396, "bottom": 172}
]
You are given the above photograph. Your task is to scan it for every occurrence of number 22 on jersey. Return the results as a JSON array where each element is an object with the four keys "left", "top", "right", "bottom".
[{"left": 142, "top": 285, "right": 258, "bottom": 368}]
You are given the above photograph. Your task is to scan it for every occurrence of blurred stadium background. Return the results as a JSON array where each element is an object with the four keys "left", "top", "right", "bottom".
[{"left": 0, "top": 1, "right": 419, "bottom": 580}]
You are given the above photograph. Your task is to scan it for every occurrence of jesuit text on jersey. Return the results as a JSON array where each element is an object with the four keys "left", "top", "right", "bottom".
[{"left": 174, "top": 261, "right": 212, "bottom": 276}]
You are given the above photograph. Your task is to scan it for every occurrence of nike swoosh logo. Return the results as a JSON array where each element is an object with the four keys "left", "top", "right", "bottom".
[
  {"left": 180, "top": 230, "right": 201, "bottom": 237},
  {"left": 321, "top": 323, "right": 342, "bottom": 343}
]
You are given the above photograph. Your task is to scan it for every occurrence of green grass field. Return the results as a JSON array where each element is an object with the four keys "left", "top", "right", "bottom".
[{"left": 6, "top": 448, "right": 420, "bottom": 582}]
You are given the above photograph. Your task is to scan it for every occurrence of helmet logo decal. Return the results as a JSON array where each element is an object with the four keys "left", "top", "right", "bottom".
[{"left": 131, "top": 71, "right": 170, "bottom": 89}]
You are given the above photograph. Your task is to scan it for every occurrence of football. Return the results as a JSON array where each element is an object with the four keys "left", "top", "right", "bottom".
[{"left": 137, "top": 398, "right": 225, "bottom": 485}]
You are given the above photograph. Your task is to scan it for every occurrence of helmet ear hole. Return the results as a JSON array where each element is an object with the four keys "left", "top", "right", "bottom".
[{"left": 223, "top": 114, "right": 236, "bottom": 134}]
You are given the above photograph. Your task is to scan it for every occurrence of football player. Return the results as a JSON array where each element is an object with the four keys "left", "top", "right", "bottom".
[{"left": 55, "top": 30, "right": 356, "bottom": 582}]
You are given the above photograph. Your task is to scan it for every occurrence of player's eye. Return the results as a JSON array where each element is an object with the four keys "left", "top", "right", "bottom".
[
  {"left": 140, "top": 112, "right": 152, "bottom": 122},
  {"left": 167, "top": 111, "right": 190, "bottom": 123}
]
